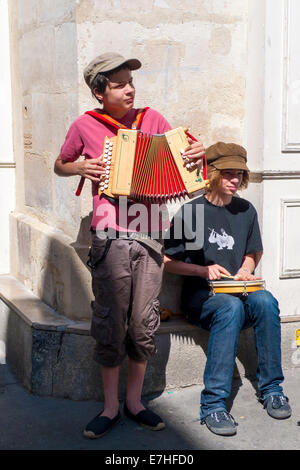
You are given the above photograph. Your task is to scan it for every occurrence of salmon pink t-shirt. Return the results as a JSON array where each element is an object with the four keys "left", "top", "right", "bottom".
[{"left": 60, "top": 108, "right": 172, "bottom": 232}]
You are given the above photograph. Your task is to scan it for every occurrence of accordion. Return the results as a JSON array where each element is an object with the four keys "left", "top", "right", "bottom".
[{"left": 99, "top": 127, "right": 208, "bottom": 201}]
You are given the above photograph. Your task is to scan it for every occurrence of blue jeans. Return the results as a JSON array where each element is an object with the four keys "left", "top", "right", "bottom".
[{"left": 185, "top": 289, "right": 284, "bottom": 419}]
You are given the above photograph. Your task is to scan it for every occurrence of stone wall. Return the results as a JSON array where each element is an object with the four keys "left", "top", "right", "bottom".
[
  {"left": 0, "top": 0, "right": 15, "bottom": 274},
  {"left": 9, "top": 0, "right": 253, "bottom": 320}
]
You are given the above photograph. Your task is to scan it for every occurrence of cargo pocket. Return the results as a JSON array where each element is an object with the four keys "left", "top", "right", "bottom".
[
  {"left": 87, "top": 238, "right": 111, "bottom": 271},
  {"left": 88, "top": 241, "right": 113, "bottom": 283},
  {"left": 144, "top": 298, "right": 160, "bottom": 336},
  {"left": 90, "top": 302, "right": 113, "bottom": 345}
]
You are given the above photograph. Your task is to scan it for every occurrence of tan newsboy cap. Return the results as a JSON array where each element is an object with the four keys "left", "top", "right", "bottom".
[
  {"left": 206, "top": 142, "right": 249, "bottom": 171},
  {"left": 84, "top": 52, "right": 141, "bottom": 88}
]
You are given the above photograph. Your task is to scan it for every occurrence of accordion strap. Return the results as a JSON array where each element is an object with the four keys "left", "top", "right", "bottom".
[
  {"left": 185, "top": 130, "right": 207, "bottom": 180},
  {"left": 84, "top": 107, "right": 149, "bottom": 131},
  {"left": 76, "top": 107, "right": 149, "bottom": 196},
  {"left": 132, "top": 107, "right": 149, "bottom": 130}
]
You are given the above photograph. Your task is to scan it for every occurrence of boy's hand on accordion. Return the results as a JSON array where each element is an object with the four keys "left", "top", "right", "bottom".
[
  {"left": 182, "top": 137, "right": 206, "bottom": 169},
  {"left": 77, "top": 156, "right": 106, "bottom": 183}
]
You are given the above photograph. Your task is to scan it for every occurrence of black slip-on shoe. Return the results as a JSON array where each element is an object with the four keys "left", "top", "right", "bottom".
[
  {"left": 201, "top": 411, "right": 237, "bottom": 436},
  {"left": 83, "top": 411, "right": 121, "bottom": 439},
  {"left": 263, "top": 395, "right": 292, "bottom": 420},
  {"left": 124, "top": 403, "right": 165, "bottom": 431}
]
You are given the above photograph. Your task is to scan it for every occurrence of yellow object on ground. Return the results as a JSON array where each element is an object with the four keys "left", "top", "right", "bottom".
[
  {"left": 296, "top": 329, "right": 300, "bottom": 347},
  {"left": 160, "top": 308, "right": 172, "bottom": 321}
]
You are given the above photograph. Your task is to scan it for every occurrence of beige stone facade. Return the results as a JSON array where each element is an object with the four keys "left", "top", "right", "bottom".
[{"left": 2, "top": 0, "right": 300, "bottom": 322}]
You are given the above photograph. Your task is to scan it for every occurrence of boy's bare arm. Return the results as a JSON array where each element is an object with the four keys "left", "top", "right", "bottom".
[
  {"left": 234, "top": 253, "right": 263, "bottom": 281},
  {"left": 54, "top": 155, "right": 106, "bottom": 183},
  {"left": 164, "top": 255, "right": 231, "bottom": 280}
]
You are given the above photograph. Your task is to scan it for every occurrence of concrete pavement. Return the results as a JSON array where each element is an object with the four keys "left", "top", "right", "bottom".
[{"left": 0, "top": 363, "right": 299, "bottom": 451}]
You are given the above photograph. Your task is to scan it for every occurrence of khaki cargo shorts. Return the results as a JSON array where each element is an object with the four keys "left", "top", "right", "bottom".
[{"left": 89, "top": 234, "right": 164, "bottom": 367}]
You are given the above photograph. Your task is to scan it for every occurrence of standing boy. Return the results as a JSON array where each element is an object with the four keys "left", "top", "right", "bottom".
[{"left": 54, "top": 52, "right": 205, "bottom": 438}]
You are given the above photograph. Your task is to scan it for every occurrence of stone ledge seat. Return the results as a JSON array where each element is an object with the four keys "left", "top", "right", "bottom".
[{"left": 0, "top": 275, "right": 298, "bottom": 401}]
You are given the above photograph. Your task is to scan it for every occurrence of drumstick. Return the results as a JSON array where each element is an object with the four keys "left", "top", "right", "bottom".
[{"left": 220, "top": 274, "right": 236, "bottom": 280}]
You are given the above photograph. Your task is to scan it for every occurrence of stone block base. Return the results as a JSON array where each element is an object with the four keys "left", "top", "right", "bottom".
[{"left": 0, "top": 275, "right": 299, "bottom": 401}]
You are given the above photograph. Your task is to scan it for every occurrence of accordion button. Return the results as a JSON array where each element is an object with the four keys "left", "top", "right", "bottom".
[{"left": 104, "top": 184, "right": 108, "bottom": 189}]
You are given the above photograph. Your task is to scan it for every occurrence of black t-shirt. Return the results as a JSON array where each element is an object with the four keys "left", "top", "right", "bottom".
[{"left": 164, "top": 195, "right": 263, "bottom": 295}]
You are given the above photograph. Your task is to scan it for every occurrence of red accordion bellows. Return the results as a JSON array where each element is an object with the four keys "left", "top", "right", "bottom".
[{"left": 130, "top": 132, "right": 187, "bottom": 199}]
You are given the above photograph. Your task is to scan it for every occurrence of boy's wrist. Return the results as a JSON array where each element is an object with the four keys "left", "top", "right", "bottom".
[{"left": 239, "top": 267, "right": 252, "bottom": 274}]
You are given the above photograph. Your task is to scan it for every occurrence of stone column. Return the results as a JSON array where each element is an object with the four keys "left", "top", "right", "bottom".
[{"left": 0, "top": 0, "right": 15, "bottom": 274}]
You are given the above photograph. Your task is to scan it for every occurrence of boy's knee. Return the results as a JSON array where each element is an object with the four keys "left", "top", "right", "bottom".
[
  {"left": 248, "top": 290, "right": 280, "bottom": 324},
  {"left": 250, "top": 290, "right": 279, "bottom": 311},
  {"left": 214, "top": 295, "right": 244, "bottom": 326}
]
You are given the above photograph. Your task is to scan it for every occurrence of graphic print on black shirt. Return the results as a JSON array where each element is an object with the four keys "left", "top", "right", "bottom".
[{"left": 208, "top": 227, "right": 235, "bottom": 250}]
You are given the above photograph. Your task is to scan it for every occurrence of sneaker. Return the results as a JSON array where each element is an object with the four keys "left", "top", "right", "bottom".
[
  {"left": 263, "top": 394, "right": 292, "bottom": 419},
  {"left": 201, "top": 411, "right": 237, "bottom": 436}
]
